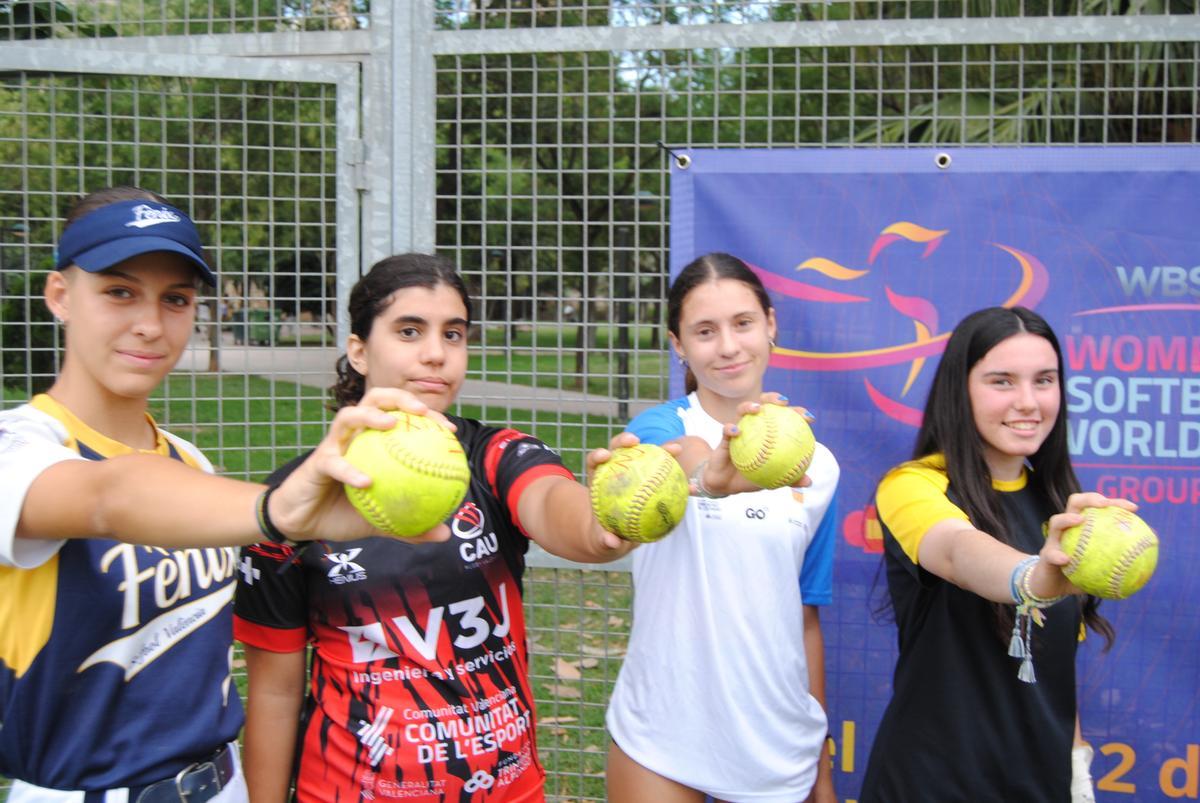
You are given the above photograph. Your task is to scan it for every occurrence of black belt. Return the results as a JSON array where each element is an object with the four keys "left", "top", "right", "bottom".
[{"left": 129, "top": 743, "right": 237, "bottom": 803}]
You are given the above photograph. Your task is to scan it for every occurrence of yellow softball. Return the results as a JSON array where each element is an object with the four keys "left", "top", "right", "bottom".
[
  {"left": 589, "top": 443, "right": 688, "bottom": 543},
  {"left": 343, "top": 410, "right": 470, "bottom": 538},
  {"left": 1060, "top": 506, "right": 1159, "bottom": 600},
  {"left": 729, "top": 403, "right": 815, "bottom": 489}
]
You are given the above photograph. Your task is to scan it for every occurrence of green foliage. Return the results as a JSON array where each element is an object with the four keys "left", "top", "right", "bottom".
[
  {"left": 0, "top": 271, "right": 57, "bottom": 394},
  {"left": 1, "top": 0, "right": 368, "bottom": 39}
]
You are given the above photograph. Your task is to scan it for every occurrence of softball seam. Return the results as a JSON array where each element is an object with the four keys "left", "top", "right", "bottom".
[
  {"left": 1106, "top": 532, "right": 1157, "bottom": 598},
  {"left": 381, "top": 434, "right": 471, "bottom": 483},
  {"left": 1064, "top": 516, "right": 1094, "bottom": 577},
  {"left": 740, "top": 419, "right": 777, "bottom": 473},
  {"left": 624, "top": 455, "right": 674, "bottom": 540},
  {"left": 347, "top": 486, "right": 395, "bottom": 533}
]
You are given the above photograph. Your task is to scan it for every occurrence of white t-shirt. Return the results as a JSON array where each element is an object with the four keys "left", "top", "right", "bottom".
[{"left": 606, "top": 394, "right": 839, "bottom": 802}]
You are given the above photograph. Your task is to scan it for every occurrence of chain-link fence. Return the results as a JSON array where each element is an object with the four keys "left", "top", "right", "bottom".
[{"left": 2, "top": 0, "right": 1197, "bottom": 799}]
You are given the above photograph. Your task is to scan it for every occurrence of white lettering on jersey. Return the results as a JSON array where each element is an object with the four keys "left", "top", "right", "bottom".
[
  {"left": 100, "top": 544, "right": 237, "bottom": 629},
  {"left": 77, "top": 582, "right": 235, "bottom": 680},
  {"left": 338, "top": 583, "right": 514, "bottom": 663}
]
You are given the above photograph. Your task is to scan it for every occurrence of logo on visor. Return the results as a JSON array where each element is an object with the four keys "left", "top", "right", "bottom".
[{"left": 124, "top": 204, "right": 183, "bottom": 229}]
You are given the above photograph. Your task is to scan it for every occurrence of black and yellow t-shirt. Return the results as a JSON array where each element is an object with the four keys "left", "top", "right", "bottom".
[{"left": 861, "top": 455, "right": 1081, "bottom": 803}]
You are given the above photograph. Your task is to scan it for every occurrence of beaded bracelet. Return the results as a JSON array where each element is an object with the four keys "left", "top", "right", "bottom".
[
  {"left": 1010, "top": 555, "right": 1066, "bottom": 609},
  {"left": 1007, "top": 554, "right": 1067, "bottom": 684}
]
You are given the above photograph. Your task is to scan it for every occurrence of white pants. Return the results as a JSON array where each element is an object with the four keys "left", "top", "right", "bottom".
[{"left": 6, "top": 743, "right": 247, "bottom": 803}]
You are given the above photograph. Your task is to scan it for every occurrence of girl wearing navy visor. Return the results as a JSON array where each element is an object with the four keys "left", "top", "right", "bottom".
[{"left": 0, "top": 186, "right": 450, "bottom": 803}]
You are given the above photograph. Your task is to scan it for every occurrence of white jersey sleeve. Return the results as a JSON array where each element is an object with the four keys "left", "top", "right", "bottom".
[{"left": 0, "top": 405, "right": 84, "bottom": 568}]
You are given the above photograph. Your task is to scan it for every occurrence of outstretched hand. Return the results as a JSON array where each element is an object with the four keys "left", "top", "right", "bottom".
[
  {"left": 702, "top": 392, "right": 814, "bottom": 496},
  {"left": 584, "top": 432, "right": 682, "bottom": 550},
  {"left": 1033, "top": 492, "right": 1139, "bottom": 597},
  {"left": 267, "top": 387, "right": 455, "bottom": 544}
]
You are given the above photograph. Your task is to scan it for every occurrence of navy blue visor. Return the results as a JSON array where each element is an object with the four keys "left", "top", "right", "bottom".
[{"left": 55, "top": 200, "right": 215, "bottom": 286}]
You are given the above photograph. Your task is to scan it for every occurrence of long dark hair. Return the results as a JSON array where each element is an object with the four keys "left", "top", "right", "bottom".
[
  {"left": 332, "top": 253, "right": 472, "bottom": 410},
  {"left": 917, "top": 306, "right": 1113, "bottom": 647},
  {"left": 667, "top": 252, "right": 773, "bottom": 394}
]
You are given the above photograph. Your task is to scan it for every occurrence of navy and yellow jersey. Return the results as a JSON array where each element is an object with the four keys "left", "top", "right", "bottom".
[
  {"left": 234, "top": 416, "right": 574, "bottom": 803},
  {"left": 0, "top": 395, "right": 243, "bottom": 790},
  {"left": 861, "top": 454, "right": 1081, "bottom": 803}
]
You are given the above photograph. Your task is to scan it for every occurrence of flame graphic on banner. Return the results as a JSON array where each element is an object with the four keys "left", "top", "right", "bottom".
[
  {"left": 767, "top": 241, "right": 1048, "bottom": 372},
  {"left": 751, "top": 221, "right": 1050, "bottom": 444},
  {"left": 885, "top": 287, "right": 940, "bottom": 396},
  {"left": 868, "top": 222, "right": 949, "bottom": 263},
  {"left": 796, "top": 257, "right": 869, "bottom": 281}
]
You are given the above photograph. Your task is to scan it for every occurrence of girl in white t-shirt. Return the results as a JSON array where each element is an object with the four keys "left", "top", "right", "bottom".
[{"left": 605, "top": 252, "right": 840, "bottom": 803}]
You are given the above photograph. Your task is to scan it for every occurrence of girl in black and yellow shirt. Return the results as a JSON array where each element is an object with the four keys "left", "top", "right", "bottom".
[{"left": 862, "top": 306, "right": 1134, "bottom": 803}]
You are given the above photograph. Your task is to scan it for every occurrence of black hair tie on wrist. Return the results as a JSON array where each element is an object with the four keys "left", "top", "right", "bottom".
[{"left": 255, "top": 486, "right": 296, "bottom": 545}]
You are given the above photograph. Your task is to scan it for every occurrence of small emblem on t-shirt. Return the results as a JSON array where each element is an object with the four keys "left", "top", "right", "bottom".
[
  {"left": 697, "top": 498, "right": 723, "bottom": 520},
  {"left": 0, "top": 426, "right": 28, "bottom": 454},
  {"left": 452, "top": 503, "right": 485, "bottom": 540},
  {"left": 325, "top": 548, "right": 367, "bottom": 584},
  {"left": 239, "top": 555, "right": 261, "bottom": 585},
  {"left": 453, "top": 503, "right": 499, "bottom": 567},
  {"left": 355, "top": 705, "right": 396, "bottom": 766}
]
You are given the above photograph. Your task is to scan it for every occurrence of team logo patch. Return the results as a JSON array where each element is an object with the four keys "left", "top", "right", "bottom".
[
  {"left": 452, "top": 503, "right": 485, "bottom": 540},
  {"left": 355, "top": 706, "right": 396, "bottom": 766},
  {"left": 515, "top": 441, "right": 549, "bottom": 458},
  {"left": 451, "top": 502, "right": 499, "bottom": 566},
  {"left": 124, "top": 203, "right": 182, "bottom": 228},
  {"left": 325, "top": 548, "right": 368, "bottom": 584}
]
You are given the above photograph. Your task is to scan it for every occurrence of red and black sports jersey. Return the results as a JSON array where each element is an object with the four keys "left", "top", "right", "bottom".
[{"left": 234, "top": 416, "right": 574, "bottom": 803}]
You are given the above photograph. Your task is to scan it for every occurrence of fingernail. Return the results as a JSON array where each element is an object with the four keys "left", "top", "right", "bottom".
[
  {"left": 731, "top": 426, "right": 739, "bottom": 435},
  {"left": 779, "top": 395, "right": 789, "bottom": 403}
]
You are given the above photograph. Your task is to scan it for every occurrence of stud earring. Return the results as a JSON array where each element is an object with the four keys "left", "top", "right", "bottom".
[{"left": 677, "top": 354, "right": 688, "bottom": 368}]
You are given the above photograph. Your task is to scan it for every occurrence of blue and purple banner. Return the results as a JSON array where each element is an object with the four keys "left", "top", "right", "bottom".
[{"left": 670, "top": 147, "right": 1200, "bottom": 801}]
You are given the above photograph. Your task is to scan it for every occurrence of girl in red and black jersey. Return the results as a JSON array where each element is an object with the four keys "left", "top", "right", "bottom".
[{"left": 234, "top": 253, "right": 642, "bottom": 803}]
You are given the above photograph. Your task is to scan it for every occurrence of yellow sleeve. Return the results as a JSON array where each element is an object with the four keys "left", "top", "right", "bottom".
[{"left": 876, "top": 458, "right": 971, "bottom": 565}]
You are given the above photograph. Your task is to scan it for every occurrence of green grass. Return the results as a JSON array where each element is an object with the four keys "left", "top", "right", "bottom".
[
  {"left": 525, "top": 569, "right": 632, "bottom": 800},
  {"left": 471, "top": 324, "right": 668, "bottom": 401},
  {"left": 273, "top": 332, "right": 334, "bottom": 347},
  {"left": 149, "top": 373, "right": 624, "bottom": 481}
]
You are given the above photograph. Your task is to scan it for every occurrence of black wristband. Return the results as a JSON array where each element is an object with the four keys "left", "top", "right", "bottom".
[{"left": 255, "top": 486, "right": 296, "bottom": 545}]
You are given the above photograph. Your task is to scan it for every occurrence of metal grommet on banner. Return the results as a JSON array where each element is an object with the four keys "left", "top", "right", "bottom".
[
  {"left": 935, "top": 152, "right": 952, "bottom": 169},
  {"left": 657, "top": 141, "right": 691, "bottom": 170}
]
